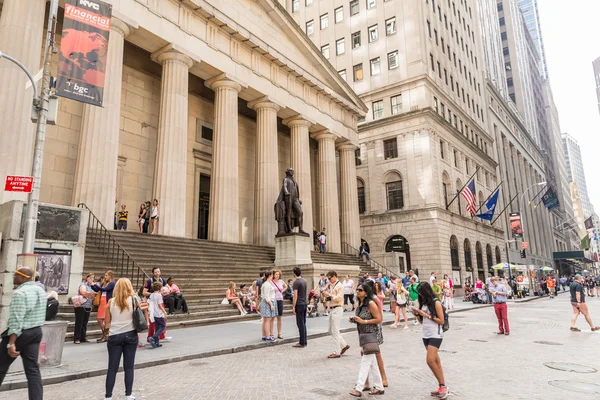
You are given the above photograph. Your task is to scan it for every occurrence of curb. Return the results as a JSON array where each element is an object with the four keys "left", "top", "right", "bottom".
[{"left": 0, "top": 292, "right": 559, "bottom": 391}]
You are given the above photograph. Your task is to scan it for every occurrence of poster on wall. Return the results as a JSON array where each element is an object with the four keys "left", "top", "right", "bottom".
[
  {"left": 35, "top": 248, "right": 72, "bottom": 294},
  {"left": 452, "top": 270, "right": 462, "bottom": 287},
  {"left": 465, "top": 271, "right": 474, "bottom": 284},
  {"left": 56, "top": 0, "right": 112, "bottom": 106},
  {"left": 509, "top": 212, "right": 523, "bottom": 239}
]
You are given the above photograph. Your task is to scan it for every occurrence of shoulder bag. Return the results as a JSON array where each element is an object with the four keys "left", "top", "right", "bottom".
[
  {"left": 359, "top": 332, "right": 380, "bottom": 355},
  {"left": 131, "top": 297, "right": 148, "bottom": 332},
  {"left": 71, "top": 294, "right": 86, "bottom": 308}
]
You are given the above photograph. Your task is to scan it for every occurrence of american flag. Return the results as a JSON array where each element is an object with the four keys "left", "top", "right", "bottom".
[{"left": 461, "top": 179, "right": 477, "bottom": 215}]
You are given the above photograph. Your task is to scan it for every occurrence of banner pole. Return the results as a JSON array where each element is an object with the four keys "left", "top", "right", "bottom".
[
  {"left": 446, "top": 166, "right": 480, "bottom": 210},
  {"left": 475, "top": 180, "right": 503, "bottom": 213}
]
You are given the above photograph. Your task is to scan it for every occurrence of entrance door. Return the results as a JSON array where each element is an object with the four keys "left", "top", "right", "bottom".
[{"left": 197, "top": 175, "right": 210, "bottom": 239}]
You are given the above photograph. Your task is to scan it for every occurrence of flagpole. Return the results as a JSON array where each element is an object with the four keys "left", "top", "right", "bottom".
[
  {"left": 527, "top": 184, "right": 547, "bottom": 206},
  {"left": 475, "top": 180, "right": 503, "bottom": 213},
  {"left": 491, "top": 194, "right": 519, "bottom": 226},
  {"left": 446, "top": 166, "right": 480, "bottom": 210}
]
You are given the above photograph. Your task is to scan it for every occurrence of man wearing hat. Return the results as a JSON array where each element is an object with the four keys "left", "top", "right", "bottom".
[{"left": 570, "top": 274, "right": 600, "bottom": 332}]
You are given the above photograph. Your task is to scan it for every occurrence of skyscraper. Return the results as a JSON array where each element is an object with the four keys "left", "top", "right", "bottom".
[
  {"left": 518, "top": 0, "right": 549, "bottom": 80},
  {"left": 563, "top": 133, "right": 594, "bottom": 218},
  {"left": 592, "top": 56, "right": 600, "bottom": 116}
]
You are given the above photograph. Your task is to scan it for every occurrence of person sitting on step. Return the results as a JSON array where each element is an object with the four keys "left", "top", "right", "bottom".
[
  {"left": 166, "top": 277, "right": 189, "bottom": 314},
  {"left": 226, "top": 282, "right": 247, "bottom": 315}
]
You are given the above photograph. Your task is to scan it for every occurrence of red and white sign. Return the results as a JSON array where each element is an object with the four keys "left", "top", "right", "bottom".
[
  {"left": 4, "top": 176, "right": 33, "bottom": 192},
  {"left": 521, "top": 241, "right": 529, "bottom": 249}
]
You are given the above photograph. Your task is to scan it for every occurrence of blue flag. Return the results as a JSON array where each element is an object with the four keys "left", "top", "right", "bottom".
[{"left": 477, "top": 188, "right": 500, "bottom": 221}]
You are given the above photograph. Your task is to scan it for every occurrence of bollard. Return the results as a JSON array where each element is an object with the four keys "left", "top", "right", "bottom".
[{"left": 38, "top": 320, "right": 68, "bottom": 367}]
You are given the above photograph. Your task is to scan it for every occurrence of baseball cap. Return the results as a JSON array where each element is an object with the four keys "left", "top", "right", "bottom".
[{"left": 575, "top": 273, "right": 582, "bottom": 278}]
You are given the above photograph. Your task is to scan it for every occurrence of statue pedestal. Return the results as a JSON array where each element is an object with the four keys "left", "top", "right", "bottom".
[{"left": 274, "top": 234, "right": 313, "bottom": 267}]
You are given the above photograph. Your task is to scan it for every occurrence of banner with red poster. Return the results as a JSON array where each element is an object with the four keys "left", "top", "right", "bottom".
[{"left": 56, "top": 0, "right": 112, "bottom": 106}]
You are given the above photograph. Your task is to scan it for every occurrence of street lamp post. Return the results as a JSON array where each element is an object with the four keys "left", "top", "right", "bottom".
[
  {"left": 518, "top": 181, "right": 546, "bottom": 295},
  {"left": 0, "top": 0, "right": 59, "bottom": 254}
]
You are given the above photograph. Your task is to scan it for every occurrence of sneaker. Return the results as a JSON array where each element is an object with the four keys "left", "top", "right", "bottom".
[
  {"left": 163, "top": 336, "right": 172, "bottom": 341},
  {"left": 265, "top": 337, "right": 276, "bottom": 342},
  {"left": 403, "top": 326, "right": 409, "bottom": 330},
  {"left": 125, "top": 396, "right": 136, "bottom": 400},
  {"left": 137, "top": 342, "right": 145, "bottom": 348},
  {"left": 390, "top": 324, "right": 397, "bottom": 329},
  {"left": 438, "top": 386, "right": 449, "bottom": 399},
  {"left": 413, "top": 320, "right": 419, "bottom": 325},
  {"left": 148, "top": 337, "right": 155, "bottom": 347}
]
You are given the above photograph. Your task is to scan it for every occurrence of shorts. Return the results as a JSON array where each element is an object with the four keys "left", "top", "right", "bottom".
[
  {"left": 397, "top": 302, "right": 407, "bottom": 308},
  {"left": 118, "top": 220, "right": 127, "bottom": 230},
  {"left": 151, "top": 216, "right": 159, "bottom": 220},
  {"left": 572, "top": 302, "right": 589, "bottom": 315},
  {"left": 422, "top": 338, "right": 443, "bottom": 348},
  {"left": 138, "top": 218, "right": 145, "bottom": 224},
  {"left": 276, "top": 300, "right": 284, "bottom": 317}
]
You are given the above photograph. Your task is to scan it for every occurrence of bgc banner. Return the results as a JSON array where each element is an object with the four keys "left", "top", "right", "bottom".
[{"left": 56, "top": 0, "right": 112, "bottom": 107}]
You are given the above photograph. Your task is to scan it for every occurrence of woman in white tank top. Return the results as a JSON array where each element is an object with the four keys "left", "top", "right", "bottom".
[
  {"left": 150, "top": 199, "right": 160, "bottom": 234},
  {"left": 104, "top": 278, "right": 148, "bottom": 400}
]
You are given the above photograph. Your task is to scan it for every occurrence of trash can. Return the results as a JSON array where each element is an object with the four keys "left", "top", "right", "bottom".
[{"left": 38, "top": 320, "right": 68, "bottom": 367}]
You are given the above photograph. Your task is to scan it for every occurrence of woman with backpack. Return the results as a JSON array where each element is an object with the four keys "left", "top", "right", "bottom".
[{"left": 412, "top": 282, "right": 449, "bottom": 399}]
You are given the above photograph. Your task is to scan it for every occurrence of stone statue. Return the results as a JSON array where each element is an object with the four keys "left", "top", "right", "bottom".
[{"left": 275, "top": 168, "right": 307, "bottom": 236}]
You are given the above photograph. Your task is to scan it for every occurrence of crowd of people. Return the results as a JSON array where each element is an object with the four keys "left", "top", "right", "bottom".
[{"left": 114, "top": 198, "right": 160, "bottom": 234}]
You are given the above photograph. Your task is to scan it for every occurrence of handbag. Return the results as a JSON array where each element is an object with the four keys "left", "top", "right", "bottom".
[
  {"left": 131, "top": 297, "right": 148, "bottom": 332},
  {"left": 359, "top": 332, "right": 380, "bottom": 355},
  {"left": 71, "top": 295, "right": 86, "bottom": 308},
  {"left": 92, "top": 291, "right": 101, "bottom": 307},
  {"left": 221, "top": 298, "right": 229, "bottom": 305}
]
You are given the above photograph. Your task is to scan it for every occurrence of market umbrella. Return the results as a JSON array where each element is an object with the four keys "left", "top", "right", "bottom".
[
  {"left": 539, "top": 266, "right": 554, "bottom": 272},
  {"left": 491, "top": 263, "right": 519, "bottom": 270}
]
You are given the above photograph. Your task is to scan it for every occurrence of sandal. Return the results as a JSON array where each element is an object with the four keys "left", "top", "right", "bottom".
[
  {"left": 327, "top": 353, "right": 341, "bottom": 359},
  {"left": 570, "top": 327, "right": 581, "bottom": 332},
  {"left": 592, "top": 327, "right": 600, "bottom": 332},
  {"left": 362, "top": 387, "right": 372, "bottom": 392},
  {"left": 349, "top": 390, "right": 362, "bottom": 397},
  {"left": 369, "top": 389, "right": 385, "bottom": 395},
  {"left": 277, "top": 335, "right": 284, "bottom": 339},
  {"left": 74, "top": 340, "right": 81, "bottom": 344}
]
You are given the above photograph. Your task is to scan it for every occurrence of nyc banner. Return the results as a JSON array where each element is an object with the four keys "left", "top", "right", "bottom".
[{"left": 56, "top": 0, "right": 112, "bottom": 106}]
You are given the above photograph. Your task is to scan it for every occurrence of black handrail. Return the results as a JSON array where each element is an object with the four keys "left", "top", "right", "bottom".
[
  {"left": 78, "top": 203, "right": 150, "bottom": 290},
  {"left": 342, "top": 242, "right": 396, "bottom": 278}
]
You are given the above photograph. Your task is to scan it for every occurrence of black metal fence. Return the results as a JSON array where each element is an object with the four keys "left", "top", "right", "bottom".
[{"left": 342, "top": 241, "right": 396, "bottom": 277}]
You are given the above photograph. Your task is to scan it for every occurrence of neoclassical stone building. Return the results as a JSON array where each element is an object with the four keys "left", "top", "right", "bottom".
[{"left": 0, "top": 0, "right": 367, "bottom": 251}]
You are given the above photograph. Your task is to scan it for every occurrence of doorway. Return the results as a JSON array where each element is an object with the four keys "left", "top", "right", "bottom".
[{"left": 197, "top": 174, "right": 210, "bottom": 239}]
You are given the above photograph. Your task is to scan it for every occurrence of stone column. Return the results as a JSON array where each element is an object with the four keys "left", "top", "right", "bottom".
[
  {"left": 206, "top": 76, "right": 242, "bottom": 243},
  {"left": 338, "top": 143, "right": 361, "bottom": 252},
  {"left": 249, "top": 98, "right": 280, "bottom": 246},
  {"left": 72, "top": 18, "right": 131, "bottom": 226},
  {"left": 284, "top": 117, "right": 314, "bottom": 237},
  {"left": 152, "top": 49, "right": 193, "bottom": 237},
  {"left": 315, "top": 131, "right": 341, "bottom": 253},
  {"left": 0, "top": 0, "right": 45, "bottom": 203}
]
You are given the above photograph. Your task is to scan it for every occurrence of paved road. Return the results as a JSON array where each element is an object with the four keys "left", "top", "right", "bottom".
[{"left": 9, "top": 297, "right": 600, "bottom": 400}]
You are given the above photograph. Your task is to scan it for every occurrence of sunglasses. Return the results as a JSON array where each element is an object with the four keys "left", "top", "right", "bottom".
[{"left": 356, "top": 288, "right": 365, "bottom": 292}]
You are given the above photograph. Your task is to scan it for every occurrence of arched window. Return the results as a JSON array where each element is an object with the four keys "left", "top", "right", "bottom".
[
  {"left": 495, "top": 246, "right": 501, "bottom": 264},
  {"left": 450, "top": 235, "right": 460, "bottom": 270},
  {"left": 385, "top": 235, "right": 411, "bottom": 272},
  {"left": 357, "top": 179, "right": 366, "bottom": 214},
  {"left": 486, "top": 244, "right": 493, "bottom": 267},
  {"left": 475, "top": 241, "right": 483, "bottom": 271},
  {"left": 442, "top": 172, "right": 451, "bottom": 208},
  {"left": 464, "top": 239, "right": 473, "bottom": 271},
  {"left": 385, "top": 171, "right": 404, "bottom": 210}
]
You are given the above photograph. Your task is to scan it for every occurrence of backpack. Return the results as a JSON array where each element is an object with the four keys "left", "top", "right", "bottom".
[{"left": 434, "top": 299, "right": 449, "bottom": 333}]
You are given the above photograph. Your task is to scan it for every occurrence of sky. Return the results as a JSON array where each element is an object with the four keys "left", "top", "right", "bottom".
[{"left": 537, "top": 1, "right": 600, "bottom": 212}]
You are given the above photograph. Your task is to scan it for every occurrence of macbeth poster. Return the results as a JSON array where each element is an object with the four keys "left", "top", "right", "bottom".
[
  {"left": 56, "top": 0, "right": 112, "bottom": 106},
  {"left": 35, "top": 248, "right": 72, "bottom": 294}
]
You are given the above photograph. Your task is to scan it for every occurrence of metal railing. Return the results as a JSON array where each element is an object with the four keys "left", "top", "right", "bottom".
[
  {"left": 78, "top": 203, "right": 150, "bottom": 290},
  {"left": 342, "top": 242, "right": 396, "bottom": 278}
]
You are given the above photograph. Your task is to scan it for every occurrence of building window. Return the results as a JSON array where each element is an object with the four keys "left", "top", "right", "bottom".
[
  {"left": 372, "top": 100, "right": 384, "bottom": 119},
  {"left": 336, "top": 38, "right": 345, "bottom": 55},
  {"left": 201, "top": 125, "right": 213, "bottom": 141},
  {"left": 352, "top": 31, "right": 361, "bottom": 48},
  {"left": 499, "top": 17, "right": 505, "bottom": 26},
  {"left": 339, "top": 69, "right": 347, "bottom": 81},
  {"left": 367, "top": 0, "right": 376, "bottom": 9},
  {"left": 335, "top": 6, "right": 344, "bottom": 23},
  {"left": 391, "top": 94, "right": 402, "bottom": 114},
  {"left": 358, "top": 180, "right": 366, "bottom": 214},
  {"left": 368, "top": 25, "right": 378, "bottom": 42},
  {"left": 383, "top": 138, "right": 398, "bottom": 160},
  {"left": 306, "top": 20, "right": 314, "bottom": 35},
  {"left": 353, "top": 63, "right": 363, "bottom": 81},
  {"left": 386, "top": 178, "right": 404, "bottom": 210},
  {"left": 434, "top": 29, "right": 438, "bottom": 45},
  {"left": 321, "top": 44, "right": 330, "bottom": 59},
  {"left": 451, "top": 236, "right": 460, "bottom": 270},
  {"left": 427, "top": 20, "right": 431, "bottom": 38},
  {"left": 464, "top": 239, "right": 473, "bottom": 271},
  {"left": 350, "top": 0, "right": 360, "bottom": 15},
  {"left": 476, "top": 242, "right": 484, "bottom": 271},
  {"left": 292, "top": 0, "right": 299, "bottom": 13},
  {"left": 440, "top": 140, "right": 445, "bottom": 159},
  {"left": 434, "top": 96, "right": 438, "bottom": 112},
  {"left": 388, "top": 51, "right": 399, "bottom": 69},
  {"left": 453, "top": 149, "right": 458, "bottom": 167},
  {"left": 370, "top": 57, "right": 381, "bottom": 75},
  {"left": 386, "top": 17, "right": 396, "bottom": 35},
  {"left": 441, "top": 103, "right": 445, "bottom": 118},
  {"left": 306, "top": 0, "right": 313, "bottom": 5},
  {"left": 320, "top": 13, "right": 329, "bottom": 30},
  {"left": 430, "top": 53, "right": 435, "bottom": 71}
]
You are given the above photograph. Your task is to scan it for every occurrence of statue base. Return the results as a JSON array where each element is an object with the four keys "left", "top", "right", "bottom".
[{"left": 274, "top": 234, "right": 313, "bottom": 267}]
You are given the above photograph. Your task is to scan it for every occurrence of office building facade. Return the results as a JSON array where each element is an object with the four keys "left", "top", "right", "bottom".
[{"left": 563, "top": 133, "right": 594, "bottom": 219}]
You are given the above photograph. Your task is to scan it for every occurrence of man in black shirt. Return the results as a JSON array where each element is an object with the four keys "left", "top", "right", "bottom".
[
  {"left": 292, "top": 267, "right": 308, "bottom": 348},
  {"left": 570, "top": 274, "right": 600, "bottom": 332}
]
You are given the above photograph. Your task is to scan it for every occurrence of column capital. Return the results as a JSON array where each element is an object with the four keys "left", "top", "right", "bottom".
[
  {"left": 313, "top": 130, "right": 337, "bottom": 142},
  {"left": 205, "top": 73, "right": 243, "bottom": 92},
  {"left": 336, "top": 141, "right": 359, "bottom": 152},
  {"left": 152, "top": 44, "right": 195, "bottom": 68},
  {"left": 248, "top": 96, "right": 281, "bottom": 112},
  {"left": 283, "top": 115, "right": 312, "bottom": 128},
  {"left": 110, "top": 17, "right": 132, "bottom": 37}
]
